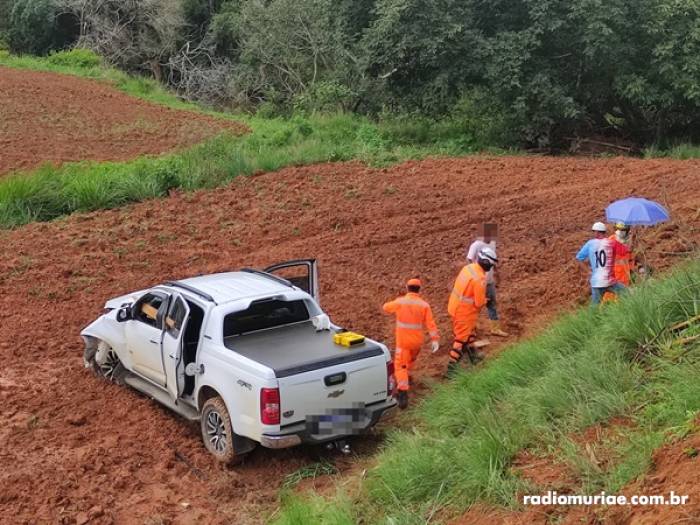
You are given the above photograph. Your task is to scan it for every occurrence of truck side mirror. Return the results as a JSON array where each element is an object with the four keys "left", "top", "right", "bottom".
[{"left": 116, "top": 306, "right": 131, "bottom": 323}]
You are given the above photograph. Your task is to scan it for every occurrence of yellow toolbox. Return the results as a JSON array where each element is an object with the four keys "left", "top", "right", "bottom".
[{"left": 333, "top": 331, "right": 366, "bottom": 347}]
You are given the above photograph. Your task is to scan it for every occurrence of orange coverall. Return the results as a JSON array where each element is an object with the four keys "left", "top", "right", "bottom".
[
  {"left": 448, "top": 263, "right": 487, "bottom": 363},
  {"left": 382, "top": 293, "right": 439, "bottom": 392},
  {"left": 609, "top": 234, "right": 632, "bottom": 286}
]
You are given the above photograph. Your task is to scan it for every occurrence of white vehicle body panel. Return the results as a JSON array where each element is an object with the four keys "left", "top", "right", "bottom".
[{"left": 126, "top": 320, "right": 165, "bottom": 385}]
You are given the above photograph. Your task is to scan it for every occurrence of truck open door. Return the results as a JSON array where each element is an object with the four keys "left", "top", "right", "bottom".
[
  {"left": 162, "top": 292, "right": 190, "bottom": 401},
  {"left": 264, "top": 259, "right": 319, "bottom": 303}
]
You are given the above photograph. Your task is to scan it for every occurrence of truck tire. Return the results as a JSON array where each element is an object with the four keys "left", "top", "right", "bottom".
[
  {"left": 201, "top": 396, "right": 244, "bottom": 465},
  {"left": 85, "top": 339, "right": 126, "bottom": 384}
]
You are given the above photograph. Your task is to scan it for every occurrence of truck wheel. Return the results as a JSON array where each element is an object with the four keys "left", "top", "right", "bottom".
[
  {"left": 201, "top": 396, "right": 241, "bottom": 465},
  {"left": 85, "top": 339, "right": 125, "bottom": 384}
]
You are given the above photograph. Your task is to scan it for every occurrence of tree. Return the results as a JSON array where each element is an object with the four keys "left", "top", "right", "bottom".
[
  {"left": 360, "top": 0, "right": 482, "bottom": 113},
  {"left": 8, "top": 0, "right": 78, "bottom": 54},
  {"left": 0, "top": 0, "right": 13, "bottom": 44},
  {"left": 614, "top": 0, "right": 700, "bottom": 144},
  {"left": 234, "top": 0, "right": 351, "bottom": 105}
]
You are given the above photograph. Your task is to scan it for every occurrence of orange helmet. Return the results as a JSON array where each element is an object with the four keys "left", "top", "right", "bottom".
[{"left": 407, "top": 278, "right": 422, "bottom": 288}]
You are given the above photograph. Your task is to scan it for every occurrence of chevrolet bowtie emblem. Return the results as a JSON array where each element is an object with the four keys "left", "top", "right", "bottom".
[{"left": 327, "top": 389, "right": 345, "bottom": 398}]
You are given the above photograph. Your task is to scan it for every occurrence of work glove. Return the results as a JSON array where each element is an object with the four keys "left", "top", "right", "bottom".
[{"left": 431, "top": 341, "right": 440, "bottom": 353}]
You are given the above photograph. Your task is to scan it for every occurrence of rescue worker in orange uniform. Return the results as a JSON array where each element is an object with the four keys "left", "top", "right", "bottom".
[
  {"left": 609, "top": 222, "right": 633, "bottom": 286},
  {"left": 382, "top": 278, "right": 440, "bottom": 409},
  {"left": 447, "top": 248, "right": 496, "bottom": 375}
]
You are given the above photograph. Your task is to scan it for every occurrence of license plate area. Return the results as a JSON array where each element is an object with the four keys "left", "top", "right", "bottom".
[{"left": 306, "top": 404, "right": 368, "bottom": 435}]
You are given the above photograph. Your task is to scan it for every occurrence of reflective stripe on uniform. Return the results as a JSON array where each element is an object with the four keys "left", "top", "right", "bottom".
[
  {"left": 451, "top": 290, "right": 475, "bottom": 303},
  {"left": 449, "top": 340, "right": 465, "bottom": 363},
  {"left": 396, "top": 320, "right": 423, "bottom": 330}
]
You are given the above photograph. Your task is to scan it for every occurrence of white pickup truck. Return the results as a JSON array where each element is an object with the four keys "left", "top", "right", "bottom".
[{"left": 81, "top": 260, "right": 396, "bottom": 463}]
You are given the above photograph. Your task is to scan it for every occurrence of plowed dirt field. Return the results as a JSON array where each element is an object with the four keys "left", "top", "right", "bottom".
[
  {"left": 0, "top": 66, "right": 247, "bottom": 176},
  {"left": 0, "top": 156, "right": 698, "bottom": 524}
]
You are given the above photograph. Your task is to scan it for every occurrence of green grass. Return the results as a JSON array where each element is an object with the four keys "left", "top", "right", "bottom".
[
  {"left": 0, "top": 110, "right": 494, "bottom": 228},
  {"left": 0, "top": 49, "right": 509, "bottom": 228},
  {"left": 643, "top": 143, "right": 700, "bottom": 159},
  {"left": 0, "top": 48, "right": 210, "bottom": 114},
  {"left": 272, "top": 492, "right": 357, "bottom": 525},
  {"left": 275, "top": 261, "right": 700, "bottom": 524},
  {"left": 283, "top": 461, "right": 338, "bottom": 489}
]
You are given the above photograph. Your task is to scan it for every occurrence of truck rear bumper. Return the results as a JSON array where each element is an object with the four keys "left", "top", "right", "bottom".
[{"left": 260, "top": 397, "right": 397, "bottom": 449}]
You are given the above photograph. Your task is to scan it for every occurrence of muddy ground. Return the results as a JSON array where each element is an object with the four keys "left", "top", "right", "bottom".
[
  {"left": 0, "top": 156, "right": 698, "bottom": 524},
  {"left": 0, "top": 66, "right": 247, "bottom": 176}
]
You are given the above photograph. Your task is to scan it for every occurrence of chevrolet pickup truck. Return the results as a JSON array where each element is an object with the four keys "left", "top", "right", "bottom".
[{"left": 81, "top": 259, "right": 396, "bottom": 464}]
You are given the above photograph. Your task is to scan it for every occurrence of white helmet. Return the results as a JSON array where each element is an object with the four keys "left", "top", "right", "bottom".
[
  {"left": 477, "top": 247, "right": 498, "bottom": 266},
  {"left": 591, "top": 222, "right": 607, "bottom": 232}
]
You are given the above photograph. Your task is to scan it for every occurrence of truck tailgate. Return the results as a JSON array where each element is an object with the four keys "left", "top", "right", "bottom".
[
  {"left": 224, "top": 321, "right": 390, "bottom": 426},
  {"left": 278, "top": 352, "right": 389, "bottom": 426}
]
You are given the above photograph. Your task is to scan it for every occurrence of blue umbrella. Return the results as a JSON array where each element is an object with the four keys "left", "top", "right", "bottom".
[{"left": 605, "top": 197, "right": 670, "bottom": 226}]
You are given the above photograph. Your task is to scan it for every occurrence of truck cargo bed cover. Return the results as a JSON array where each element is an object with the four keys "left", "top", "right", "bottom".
[{"left": 224, "top": 321, "right": 384, "bottom": 378}]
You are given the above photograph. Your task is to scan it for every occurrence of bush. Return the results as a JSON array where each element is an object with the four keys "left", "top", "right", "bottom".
[
  {"left": 46, "top": 48, "right": 101, "bottom": 69},
  {"left": 449, "top": 88, "right": 517, "bottom": 149},
  {"left": 293, "top": 81, "right": 357, "bottom": 114}
]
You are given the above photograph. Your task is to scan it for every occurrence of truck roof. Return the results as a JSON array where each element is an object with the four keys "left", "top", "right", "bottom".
[{"left": 171, "top": 271, "right": 293, "bottom": 305}]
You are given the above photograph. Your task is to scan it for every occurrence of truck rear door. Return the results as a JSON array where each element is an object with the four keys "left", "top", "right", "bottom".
[{"left": 264, "top": 259, "right": 319, "bottom": 303}]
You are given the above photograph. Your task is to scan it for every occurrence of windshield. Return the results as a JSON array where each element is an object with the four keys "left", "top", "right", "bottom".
[{"left": 223, "top": 298, "right": 310, "bottom": 337}]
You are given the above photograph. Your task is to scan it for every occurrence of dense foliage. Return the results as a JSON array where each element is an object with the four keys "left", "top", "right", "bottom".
[
  {"left": 5, "top": 0, "right": 77, "bottom": 55},
  {"left": 3, "top": 0, "right": 700, "bottom": 148}
]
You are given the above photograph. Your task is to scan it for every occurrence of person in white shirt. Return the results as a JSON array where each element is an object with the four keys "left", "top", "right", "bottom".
[{"left": 466, "top": 223, "right": 509, "bottom": 337}]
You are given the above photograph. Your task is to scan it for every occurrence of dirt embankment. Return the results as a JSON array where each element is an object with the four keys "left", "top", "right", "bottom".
[
  {"left": 0, "top": 66, "right": 248, "bottom": 176},
  {"left": 454, "top": 420, "right": 700, "bottom": 525},
  {"left": 0, "top": 156, "right": 698, "bottom": 524}
]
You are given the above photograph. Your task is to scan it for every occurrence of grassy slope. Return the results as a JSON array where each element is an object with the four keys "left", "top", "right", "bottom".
[
  {"left": 0, "top": 50, "right": 501, "bottom": 229},
  {"left": 274, "top": 261, "right": 700, "bottom": 524}
]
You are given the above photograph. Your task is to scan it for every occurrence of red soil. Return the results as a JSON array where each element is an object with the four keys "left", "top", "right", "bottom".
[
  {"left": 602, "top": 424, "right": 700, "bottom": 525},
  {"left": 0, "top": 66, "right": 248, "bottom": 176},
  {"left": 0, "top": 156, "right": 699, "bottom": 524},
  {"left": 510, "top": 416, "right": 636, "bottom": 494}
]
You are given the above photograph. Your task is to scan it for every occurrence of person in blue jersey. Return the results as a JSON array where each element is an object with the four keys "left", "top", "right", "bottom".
[{"left": 576, "top": 222, "right": 626, "bottom": 305}]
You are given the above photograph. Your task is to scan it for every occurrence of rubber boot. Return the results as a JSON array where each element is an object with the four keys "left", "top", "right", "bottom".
[
  {"left": 445, "top": 361, "right": 460, "bottom": 378},
  {"left": 397, "top": 390, "right": 409, "bottom": 410},
  {"left": 489, "top": 320, "right": 510, "bottom": 337},
  {"left": 466, "top": 345, "right": 483, "bottom": 364}
]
